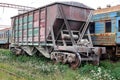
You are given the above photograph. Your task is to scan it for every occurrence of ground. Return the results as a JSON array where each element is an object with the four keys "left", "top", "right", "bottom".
[{"left": 0, "top": 49, "right": 119, "bottom": 80}]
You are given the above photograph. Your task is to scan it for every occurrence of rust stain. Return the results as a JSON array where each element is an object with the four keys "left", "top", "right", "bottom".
[{"left": 92, "top": 33, "right": 116, "bottom": 46}]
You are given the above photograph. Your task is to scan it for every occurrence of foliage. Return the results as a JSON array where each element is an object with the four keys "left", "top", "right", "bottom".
[
  {"left": 0, "top": 49, "right": 119, "bottom": 80},
  {"left": 79, "top": 61, "right": 120, "bottom": 80}
]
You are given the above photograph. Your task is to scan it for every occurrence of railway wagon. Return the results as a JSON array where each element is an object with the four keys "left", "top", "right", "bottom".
[
  {"left": 10, "top": 2, "right": 103, "bottom": 68},
  {"left": 0, "top": 28, "right": 12, "bottom": 48},
  {"left": 91, "top": 5, "right": 120, "bottom": 59}
]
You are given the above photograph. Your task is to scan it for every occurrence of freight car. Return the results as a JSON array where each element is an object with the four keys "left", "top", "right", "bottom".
[
  {"left": 0, "top": 28, "right": 12, "bottom": 48},
  {"left": 10, "top": 2, "right": 103, "bottom": 68},
  {"left": 91, "top": 5, "right": 120, "bottom": 60}
]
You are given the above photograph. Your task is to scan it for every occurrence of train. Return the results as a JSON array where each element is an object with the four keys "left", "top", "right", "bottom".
[
  {"left": 9, "top": 2, "right": 104, "bottom": 69},
  {"left": 0, "top": 27, "right": 12, "bottom": 48},
  {"left": 0, "top": 2, "right": 119, "bottom": 68},
  {"left": 90, "top": 5, "right": 120, "bottom": 60}
]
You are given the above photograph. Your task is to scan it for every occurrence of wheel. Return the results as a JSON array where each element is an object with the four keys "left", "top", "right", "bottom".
[
  {"left": 52, "top": 58, "right": 59, "bottom": 64},
  {"left": 10, "top": 47, "right": 16, "bottom": 54},
  {"left": 10, "top": 47, "right": 22, "bottom": 56},
  {"left": 69, "top": 54, "right": 81, "bottom": 69}
]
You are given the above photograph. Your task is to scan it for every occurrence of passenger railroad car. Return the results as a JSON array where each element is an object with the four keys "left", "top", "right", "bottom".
[{"left": 91, "top": 5, "right": 120, "bottom": 59}]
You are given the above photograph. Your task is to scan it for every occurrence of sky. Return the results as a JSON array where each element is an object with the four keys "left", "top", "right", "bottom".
[{"left": 0, "top": 0, "right": 120, "bottom": 29}]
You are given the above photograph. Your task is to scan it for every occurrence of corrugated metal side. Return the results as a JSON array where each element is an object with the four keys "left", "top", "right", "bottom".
[
  {"left": 14, "top": 17, "right": 18, "bottom": 43},
  {"left": 27, "top": 12, "right": 33, "bottom": 45},
  {"left": 12, "top": 4, "right": 58, "bottom": 45},
  {"left": 39, "top": 9, "right": 46, "bottom": 42},
  {"left": 33, "top": 10, "right": 39, "bottom": 43},
  {"left": 12, "top": 3, "right": 91, "bottom": 46},
  {"left": 23, "top": 14, "right": 28, "bottom": 45},
  {"left": 95, "top": 22, "right": 105, "bottom": 33},
  {"left": 18, "top": 15, "right": 23, "bottom": 44}
]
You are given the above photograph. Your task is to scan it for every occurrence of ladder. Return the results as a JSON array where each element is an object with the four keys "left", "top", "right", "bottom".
[{"left": 77, "top": 11, "right": 93, "bottom": 45}]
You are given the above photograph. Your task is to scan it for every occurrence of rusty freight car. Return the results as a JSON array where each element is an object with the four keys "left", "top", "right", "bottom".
[{"left": 10, "top": 2, "right": 103, "bottom": 68}]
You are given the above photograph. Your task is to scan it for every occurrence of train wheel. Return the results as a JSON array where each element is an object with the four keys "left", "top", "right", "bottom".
[
  {"left": 10, "top": 47, "right": 16, "bottom": 54},
  {"left": 69, "top": 54, "right": 81, "bottom": 69},
  {"left": 52, "top": 58, "right": 59, "bottom": 64}
]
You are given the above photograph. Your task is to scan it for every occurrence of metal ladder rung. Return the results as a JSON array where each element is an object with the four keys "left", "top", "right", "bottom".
[
  {"left": 77, "top": 11, "right": 93, "bottom": 43},
  {"left": 62, "top": 30, "right": 79, "bottom": 33}
]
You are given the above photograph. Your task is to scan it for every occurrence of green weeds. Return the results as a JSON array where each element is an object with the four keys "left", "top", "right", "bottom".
[{"left": 0, "top": 49, "right": 119, "bottom": 80}]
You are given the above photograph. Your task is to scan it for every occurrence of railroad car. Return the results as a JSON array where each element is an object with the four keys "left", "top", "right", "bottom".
[
  {"left": 0, "top": 28, "right": 12, "bottom": 48},
  {"left": 91, "top": 5, "right": 120, "bottom": 60},
  {"left": 10, "top": 2, "right": 103, "bottom": 69}
]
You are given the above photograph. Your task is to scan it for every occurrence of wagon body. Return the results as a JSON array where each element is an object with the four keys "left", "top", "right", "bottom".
[
  {"left": 11, "top": 2, "right": 102, "bottom": 68},
  {"left": 11, "top": 2, "right": 92, "bottom": 46}
]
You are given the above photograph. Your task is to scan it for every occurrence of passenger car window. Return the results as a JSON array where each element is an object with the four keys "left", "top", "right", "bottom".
[
  {"left": 118, "top": 20, "right": 120, "bottom": 32},
  {"left": 105, "top": 21, "right": 111, "bottom": 33},
  {"left": 90, "top": 22, "right": 95, "bottom": 33}
]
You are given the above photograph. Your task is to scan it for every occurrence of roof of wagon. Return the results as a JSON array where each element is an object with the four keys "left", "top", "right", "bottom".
[
  {"left": 11, "top": 1, "right": 93, "bottom": 18},
  {"left": 57, "top": 1, "right": 93, "bottom": 9},
  {"left": 94, "top": 5, "right": 120, "bottom": 15}
]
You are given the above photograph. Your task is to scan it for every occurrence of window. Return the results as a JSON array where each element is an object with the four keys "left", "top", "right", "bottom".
[
  {"left": 89, "top": 22, "right": 95, "bottom": 33},
  {"left": 105, "top": 21, "right": 111, "bottom": 32},
  {"left": 118, "top": 20, "right": 120, "bottom": 32}
]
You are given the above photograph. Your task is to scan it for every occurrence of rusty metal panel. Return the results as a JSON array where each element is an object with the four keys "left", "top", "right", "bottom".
[
  {"left": 40, "top": 28, "right": 45, "bottom": 41},
  {"left": 40, "top": 9, "right": 46, "bottom": 42},
  {"left": 34, "top": 10, "right": 39, "bottom": 21},
  {"left": 11, "top": 2, "right": 93, "bottom": 46},
  {"left": 60, "top": 5, "right": 70, "bottom": 19},
  {"left": 33, "top": 10, "right": 40, "bottom": 28},
  {"left": 34, "top": 10, "right": 39, "bottom": 28},
  {"left": 91, "top": 33, "right": 116, "bottom": 46},
  {"left": 34, "top": 21, "right": 39, "bottom": 28},
  {"left": 41, "top": 9, "right": 46, "bottom": 19},
  {"left": 57, "top": 5, "right": 91, "bottom": 21},
  {"left": 46, "top": 5, "right": 57, "bottom": 36}
]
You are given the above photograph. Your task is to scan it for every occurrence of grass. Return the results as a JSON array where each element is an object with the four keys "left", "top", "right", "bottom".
[{"left": 0, "top": 49, "right": 120, "bottom": 80}]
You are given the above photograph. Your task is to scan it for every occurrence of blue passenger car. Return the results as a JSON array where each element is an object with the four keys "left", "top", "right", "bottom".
[
  {"left": 91, "top": 5, "right": 120, "bottom": 58},
  {"left": 0, "top": 28, "right": 12, "bottom": 48}
]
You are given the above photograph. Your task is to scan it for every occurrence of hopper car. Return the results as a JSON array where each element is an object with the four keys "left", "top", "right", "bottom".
[{"left": 10, "top": 2, "right": 104, "bottom": 68}]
